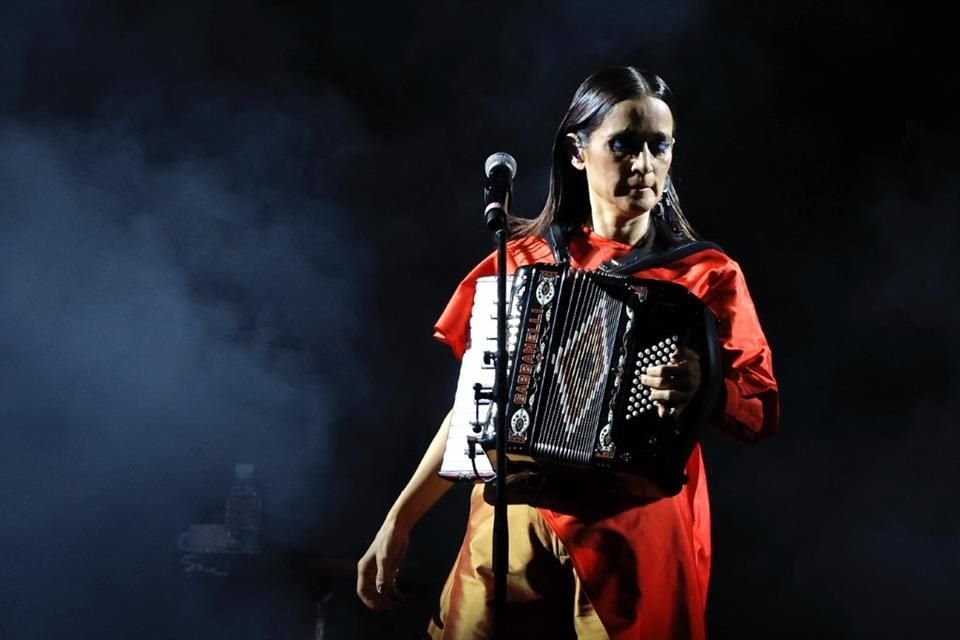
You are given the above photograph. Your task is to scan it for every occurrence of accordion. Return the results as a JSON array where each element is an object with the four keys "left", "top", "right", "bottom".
[{"left": 439, "top": 263, "right": 722, "bottom": 497}]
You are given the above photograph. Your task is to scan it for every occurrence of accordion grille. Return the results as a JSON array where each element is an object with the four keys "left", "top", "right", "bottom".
[{"left": 532, "top": 272, "right": 621, "bottom": 465}]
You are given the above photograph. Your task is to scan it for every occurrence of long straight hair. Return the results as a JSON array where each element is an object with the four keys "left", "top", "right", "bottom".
[{"left": 511, "top": 67, "right": 700, "bottom": 242}]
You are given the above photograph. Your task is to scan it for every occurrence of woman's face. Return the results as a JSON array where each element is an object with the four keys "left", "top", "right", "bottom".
[{"left": 569, "top": 97, "right": 675, "bottom": 217}]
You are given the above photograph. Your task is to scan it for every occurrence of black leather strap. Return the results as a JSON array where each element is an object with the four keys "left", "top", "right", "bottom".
[
  {"left": 542, "top": 223, "right": 571, "bottom": 265},
  {"left": 541, "top": 222, "right": 725, "bottom": 273},
  {"left": 599, "top": 240, "right": 725, "bottom": 274}
]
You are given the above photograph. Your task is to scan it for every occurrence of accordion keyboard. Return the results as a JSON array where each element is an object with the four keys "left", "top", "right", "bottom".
[{"left": 439, "top": 275, "right": 516, "bottom": 481}]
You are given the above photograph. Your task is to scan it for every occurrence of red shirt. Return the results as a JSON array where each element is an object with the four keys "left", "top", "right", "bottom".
[{"left": 434, "top": 229, "right": 779, "bottom": 639}]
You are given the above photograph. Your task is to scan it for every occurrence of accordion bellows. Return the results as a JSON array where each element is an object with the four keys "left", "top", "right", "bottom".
[{"left": 440, "top": 263, "right": 721, "bottom": 497}]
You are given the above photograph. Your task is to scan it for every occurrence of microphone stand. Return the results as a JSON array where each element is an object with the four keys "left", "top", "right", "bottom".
[{"left": 483, "top": 202, "right": 509, "bottom": 639}]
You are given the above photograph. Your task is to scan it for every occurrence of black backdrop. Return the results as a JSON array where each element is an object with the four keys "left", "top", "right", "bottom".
[{"left": 1, "top": 1, "right": 957, "bottom": 638}]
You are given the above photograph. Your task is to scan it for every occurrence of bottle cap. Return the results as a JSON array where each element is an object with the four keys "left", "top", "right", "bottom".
[{"left": 234, "top": 463, "right": 254, "bottom": 479}]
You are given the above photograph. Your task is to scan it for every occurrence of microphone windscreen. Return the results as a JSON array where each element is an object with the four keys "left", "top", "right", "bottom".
[{"left": 484, "top": 152, "right": 517, "bottom": 180}]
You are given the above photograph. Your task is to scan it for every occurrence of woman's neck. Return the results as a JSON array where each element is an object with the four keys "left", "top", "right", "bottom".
[{"left": 589, "top": 207, "right": 653, "bottom": 247}]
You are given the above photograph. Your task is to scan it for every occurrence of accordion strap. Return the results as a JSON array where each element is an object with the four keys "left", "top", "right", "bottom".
[
  {"left": 541, "top": 223, "right": 725, "bottom": 274},
  {"left": 599, "top": 240, "right": 726, "bottom": 274},
  {"left": 543, "top": 223, "right": 571, "bottom": 265}
]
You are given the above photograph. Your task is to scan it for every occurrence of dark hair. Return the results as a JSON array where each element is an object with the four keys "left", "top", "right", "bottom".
[{"left": 511, "top": 66, "right": 700, "bottom": 242}]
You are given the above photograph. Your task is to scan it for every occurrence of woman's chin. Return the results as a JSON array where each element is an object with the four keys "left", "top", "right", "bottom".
[{"left": 622, "top": 198, "right": 655, "bottom": 215}]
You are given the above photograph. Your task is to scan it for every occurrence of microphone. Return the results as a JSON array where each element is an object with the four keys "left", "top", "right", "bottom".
[{"left": 483, "top": 152, "right": 517, "bottom": 231}]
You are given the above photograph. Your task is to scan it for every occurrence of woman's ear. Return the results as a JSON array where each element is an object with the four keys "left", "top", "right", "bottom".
[{"left": 565, "top": 133, "right": 585, "bottom": 171}]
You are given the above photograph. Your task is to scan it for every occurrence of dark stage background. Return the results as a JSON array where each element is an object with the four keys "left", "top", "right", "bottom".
[{"left": 1, "top": 1, "right": 956, "bottom": 638}]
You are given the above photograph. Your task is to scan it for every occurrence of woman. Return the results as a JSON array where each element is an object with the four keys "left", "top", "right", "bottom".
[{"left": 357, "top": 66, "right": 779, "bottom": 639}]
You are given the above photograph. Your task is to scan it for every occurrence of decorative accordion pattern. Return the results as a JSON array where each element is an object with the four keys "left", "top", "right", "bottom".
[{"left": 440, "top": 263, "right": 720, "bottom": 495}]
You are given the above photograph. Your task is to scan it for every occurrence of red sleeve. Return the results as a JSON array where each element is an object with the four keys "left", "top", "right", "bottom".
[
  {"left": 700, "top": 260, "right": 780, "bottom": 443},
  {"left": 432, "top": 253, "right": 498, "bottom": 361},
  {"left": 432, "top": 237, "right": 548, "bottom": 360}
]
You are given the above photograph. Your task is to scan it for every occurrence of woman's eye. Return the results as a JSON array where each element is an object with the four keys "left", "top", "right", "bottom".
[
  {"left": 609, "top": 134, "right": 670, "bottom": 156},
  {"left": 610, "top": 137, "right": 637, "bottom": 155}
]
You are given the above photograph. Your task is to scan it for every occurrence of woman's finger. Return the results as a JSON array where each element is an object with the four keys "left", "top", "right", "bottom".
[
  {"left": 671, "top": 346, "right": 699, "bottom": 361},
  {"left": 655, "top": 402, "right": 682, "bottom": 418},
  {"left": 644, "top": 363, "right": 689, "bottom": 379},
  {"left": 649, "top": 362, "right": 697, "bottom": 379},
  {"left": 640, "top": 369, "right": 694, "bottom": 391},
  {"left": 375, "top": 546, "right": 408, "bottom": 607},
  {"left": 357, "top": 556, "right": 385, "bottom": 610},
  {"left": 649, "top": 388, "right": 693, "bottom": 406},
  {"left": 375, "top": 552, "right": 393, "bottom": 597}
]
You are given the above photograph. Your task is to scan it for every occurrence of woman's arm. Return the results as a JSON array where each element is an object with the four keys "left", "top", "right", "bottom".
[
  {"left": 702, "top": 261, "right": 780, "bottom": 442},
  {"left": 356, "top": 410, "right": 455, "bottom": 610}
]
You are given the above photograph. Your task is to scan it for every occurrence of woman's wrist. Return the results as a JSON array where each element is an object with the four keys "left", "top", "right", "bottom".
[{"left": 386, "top": 503, "right": 416, "bottom": 534}]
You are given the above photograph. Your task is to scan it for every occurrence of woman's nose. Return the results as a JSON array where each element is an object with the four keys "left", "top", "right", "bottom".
[{"left": 630, "top": 144, "right": 654, "bottom": 174}]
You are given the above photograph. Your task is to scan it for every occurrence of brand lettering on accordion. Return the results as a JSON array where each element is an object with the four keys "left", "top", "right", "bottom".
[{"left": 513, "top": 307, "right": 544, "bottom": 406}]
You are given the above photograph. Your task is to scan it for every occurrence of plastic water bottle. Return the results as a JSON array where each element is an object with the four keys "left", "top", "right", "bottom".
[{"left": 225, "top": 463, "right": 261, "bottom": 554}]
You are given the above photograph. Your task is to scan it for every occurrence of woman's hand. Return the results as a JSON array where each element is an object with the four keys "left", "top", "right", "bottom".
[
  {"left": 639, "top": 346, "right": 701, "bottom": 418},
  {"left": 355, "top": 411, "right": 456, "bottom": 611},
  {"left": 356, "top": 516, "right": 410, "bottom": 611}
]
